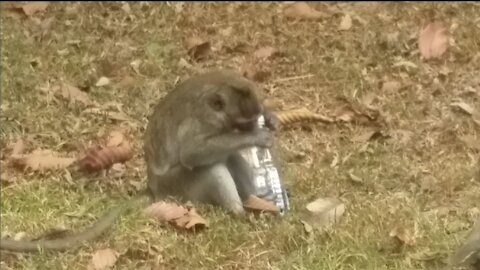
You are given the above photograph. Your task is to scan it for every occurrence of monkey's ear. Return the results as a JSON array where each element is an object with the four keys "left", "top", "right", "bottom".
[{"left": 208, "top": 93, "right": 225, "bottom": 111}]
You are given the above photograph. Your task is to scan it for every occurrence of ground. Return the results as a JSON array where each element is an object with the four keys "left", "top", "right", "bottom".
[{"left": 1, "top": 2, "right": 480, "bottom": 270}]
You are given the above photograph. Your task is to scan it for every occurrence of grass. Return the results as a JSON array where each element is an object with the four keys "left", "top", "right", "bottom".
[{"left": 1, "top": 2, "right": 479, "bottom": 269}]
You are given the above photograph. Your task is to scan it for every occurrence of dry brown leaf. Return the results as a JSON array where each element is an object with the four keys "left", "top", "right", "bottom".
[
  {"left": 418, "top": 21, "right": 449, "bottom": 60},
  {"left": 382, "top": 80, "right": 402, "bottom": 92},
  {"left": 254, "top": 46, "right": 276, "bottom": 60},
  {"left": 243, "top": 194, "right": 280, "bottom": 214},
  {"left": 186, "top": 37, "right": 211, "bottom": 61},
  {"left": 172, "top": 208, "right": 209, "bottom": 229},
  {"left": 143, "top": 201, "right": 188, "bottom": 222},
  {"left": 59, "top": 82, "right": 93, "bottom": 106},
  {"left": 88, "top": 248, "right": 119, "bottom": 270},
  {"left": 390, "top": 225, "right": 416, "bottom": 246},
  {"left": 336, "top": 109, "right": 355, "bottom": 122},
  {"left": 19, "top": 2, "right": 49, "bottom": 17},
  {"left": 304, "top": 197, "right": 345, "bottom": 229},
  {"left": 11, "top": 151, "right": 75, "bottom": 172},
  {"left": 76, "top": 142, "right": 133, "bottom": 173},
  {"left": 95, "top": 77, "right": 110, "bottom": 87},
  {"left": 275, "top": 108, "right": 334, "bottom": 126},
  {"left": 283, "top": 2, "right": 322, "bottom": 20},
  {"left": 121, "top": 2, "right": 131, "bottom": 13},
  {"left": 109, "top": 163, "right": 126, "bottom": 178},
  {"left": 144, "top": 202, "right": 208, "bottom": 230},
  {"left": 106, "top": 131, "right": 125, "bottom": 148},
  {"left": 338, "top": 14, "right": 352, "bottom": 31},
  {"left": 451, "top": 101, "right": 475, "bottom": 115},
  {"left": 10, "top": 139, "right": 26, "bottom": 157}
]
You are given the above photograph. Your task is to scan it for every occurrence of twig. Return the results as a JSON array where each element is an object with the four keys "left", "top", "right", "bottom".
[{"left": 273, "top": 74, "right": 314, "bottom": 83}]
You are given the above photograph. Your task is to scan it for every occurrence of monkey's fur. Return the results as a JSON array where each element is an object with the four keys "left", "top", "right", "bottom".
[{"left": 0, "top": 70, "right": 276, "bottom": 252}]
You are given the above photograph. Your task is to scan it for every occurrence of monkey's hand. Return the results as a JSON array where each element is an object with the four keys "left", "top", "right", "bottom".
[
  {"left": 179, "top": 127, "right": 274, "bottom": 169},
  {"left": 264, "top": 111, "right": 279, "bottom": 131},
  {"left": 253, "top": 128, "right": 274, "bottom": 149}
]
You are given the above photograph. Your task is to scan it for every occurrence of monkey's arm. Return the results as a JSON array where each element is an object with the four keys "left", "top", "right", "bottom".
[
  {"left": 178, "top": 123, "right": 272, "bottom": 169},
  {"left": 263, "top": 110, "right": 279, "bottom": 131}
]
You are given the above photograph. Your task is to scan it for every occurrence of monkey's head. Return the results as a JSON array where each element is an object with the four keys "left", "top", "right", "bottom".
[{"left": 201, "top": 71, "right": 263, "bottom": 132}]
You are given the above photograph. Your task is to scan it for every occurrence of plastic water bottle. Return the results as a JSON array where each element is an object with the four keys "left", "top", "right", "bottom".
[{"left": 240, "top": 115, "right": 290, "bottom": 215}]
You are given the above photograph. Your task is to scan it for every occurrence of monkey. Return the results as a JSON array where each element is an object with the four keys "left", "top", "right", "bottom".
[
  {"left": 143, "top": 69, "right": 277, "bottom": 215},
  {"left": 0, "top": 69, "right": 278, "bottom": 252}
]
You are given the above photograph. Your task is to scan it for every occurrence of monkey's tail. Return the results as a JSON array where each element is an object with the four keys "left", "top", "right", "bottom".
[{"left": 0, "top": 195, "right": 147, "bottom": 252}]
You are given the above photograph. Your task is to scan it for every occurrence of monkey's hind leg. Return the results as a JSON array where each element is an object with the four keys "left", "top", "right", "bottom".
[
  {"left": 193, "top": 164, "right": 245, "bottom": 215},
  {"left": 227, "top": 153, "right": 257, "bottom": 202}
]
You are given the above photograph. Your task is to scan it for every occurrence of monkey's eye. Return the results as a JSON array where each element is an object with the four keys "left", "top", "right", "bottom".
[{"left": 209, "top": 94, "right": 225, "bottom": 111}]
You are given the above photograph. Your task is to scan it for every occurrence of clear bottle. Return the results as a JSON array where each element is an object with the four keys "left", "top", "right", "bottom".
[{"left": 240, "top": 115, "right": 290, "bottom": 215}]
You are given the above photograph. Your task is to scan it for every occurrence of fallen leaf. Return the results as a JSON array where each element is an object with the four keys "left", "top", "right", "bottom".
[
  {"left": 106, "top": 131, "right": 125, "bottom": 148},
  {"left": 186, "top": 37, "right": 211, "bottom": 61},
  {"left": 59, "top": 82, "right": 93, "bottom": 106},
  {"left": 283, "top": 2, "right": 322, "bottom": 20},
  {"left": 254, "top": 46, "right": 276, "bottom": 60},
  {"left": 275, "top": 108, "right": 334, "bottom": 125},
  {"left": 76, "top": 142, "right": 133, "bottom": 173},
  {"left": 143, "top": 201, "right": 188, "bottom": 222},
  {"left": 451, "top": 101, "right": 475, "bottom": 115},
  {"left": 304, "top": 197, "right": 345, "bottom": 229},
  {"left": 130, "top": 59, "right": 142, "bottom": 74},
  {"left": 382, "top": 80, "right": 402, "bottom": 92},
  {"left": 20, "top": 2, "right": 49, "bottom": 17},
  {"left": 121, "top": 2, "right": 131, "bottom": 13},
  {"left": 172, "top": 208, "right": 209, "bottom": 229},
  {"left": 95, "top": 77, "right": 110, "bottom": 87},
  {"left": 243, "top": 194, "right": 280, "bottom": 214},
  {"left": 338, "top": 14, "right": 352, "bottom": 31},
  {"left": 144, "top": 202, "right": 208, "bottom": 230},
  {"left": 418, "top": 21, "right": 449, "bottom": 60},
  {"left": 390, "top": 225, "right": 416, "bottom": 246},
  {"left": 10, "top": 139, "right": 26, "bottom": 157},
  {"left": 109, "top": 163, "right": 126, "bottom": 178},
  {"left": 88, "top": 248, "right": 119, "bottom": 270},
  {"left": 336, "top": 109, "right": 355, "bottom": 122},
  {"left": 11, "top": 150, "right": 76, "bottom": 172}
]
